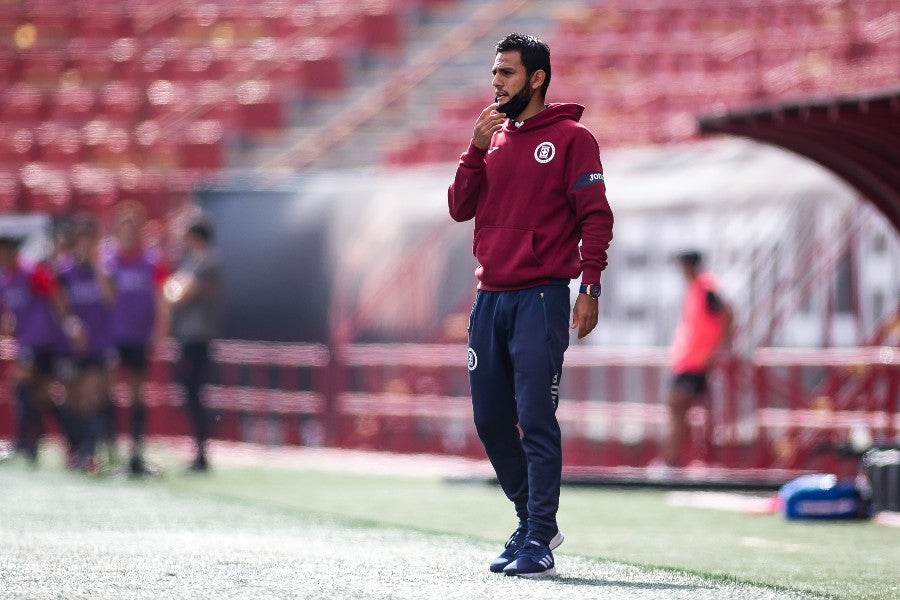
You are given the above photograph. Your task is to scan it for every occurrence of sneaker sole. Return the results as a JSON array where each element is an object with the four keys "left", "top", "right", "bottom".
[
  {"left": 549, "top": 530, "right": 564, "bottom": 550},
  {"left": 489, "top": 530, "right": 564, "bottom": 574},
  {"left": 507, "top": 567, "right": 557, "bottom": 578},
  {"left": 489, "top": 562, "right": 508, "bottom": 573}
]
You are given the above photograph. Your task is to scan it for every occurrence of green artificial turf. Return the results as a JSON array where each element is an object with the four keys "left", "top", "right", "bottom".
[
  {"left": 2, "top": 448, "right": 896, "bottom": 599},
  {"left": 168, "top": 464, "right": 898, "bottom": 600}
]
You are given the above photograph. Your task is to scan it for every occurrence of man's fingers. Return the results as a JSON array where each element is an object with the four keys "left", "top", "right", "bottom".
[
  {"left": 478, "top": 102, "right": 500, "bottom": 119},
  {"left": 478, "top": 118, "right": 504, "bottom": 132},
  {"left": 578, "top": 322, "right": 590, "bottom": 339},
  {"left": 576, "top": 313, "right": 598, "bottom": 339},
  {"left": 474, "top": 103, "right": 505, "bottom": 143}
]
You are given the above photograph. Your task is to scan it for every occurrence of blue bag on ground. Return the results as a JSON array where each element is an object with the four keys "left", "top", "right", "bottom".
[{"left": 779, "top": 473, "right": 869, "bottom": 520}]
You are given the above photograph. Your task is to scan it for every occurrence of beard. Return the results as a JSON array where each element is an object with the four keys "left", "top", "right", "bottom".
[{"left": 496, "top": 82, "right": 534, "bottom": 122}]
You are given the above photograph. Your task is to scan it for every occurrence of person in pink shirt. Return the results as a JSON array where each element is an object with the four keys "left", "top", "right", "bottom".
[{"left": 663, "top": 250, "right": 732, "bottom": 467}]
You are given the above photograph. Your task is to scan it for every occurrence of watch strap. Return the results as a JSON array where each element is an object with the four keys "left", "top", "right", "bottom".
[{"left": 579, "top": 283, "right": 601, "bottom": 298}]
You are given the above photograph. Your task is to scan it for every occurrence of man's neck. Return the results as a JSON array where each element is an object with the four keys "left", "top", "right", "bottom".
[{"left": 515, "top": 99, "right": 547, "bottom": 123}]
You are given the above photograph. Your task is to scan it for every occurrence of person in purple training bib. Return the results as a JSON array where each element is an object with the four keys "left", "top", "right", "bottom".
[
  {"left": 57, "top": 215, "right": 116, "bottom": 473},
  {"left": 0, "top": 233, "right": 84, "bottom": 464},
  {"left": 104, "top": 203, "right": 168, "bottom": 476}
]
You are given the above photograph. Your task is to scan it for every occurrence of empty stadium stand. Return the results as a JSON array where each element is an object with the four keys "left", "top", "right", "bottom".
[
  {"left": 385, "top": 0, "right": 899, "bottom": 165},
  {"left": 0, "top": 0, "right": 458, "bottom": 216}
]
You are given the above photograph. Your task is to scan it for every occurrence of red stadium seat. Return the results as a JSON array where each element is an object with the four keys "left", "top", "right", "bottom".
[
  {"left": 75, "top": 2, "right": 132, "bottom": 39},
  {"left": 100, "top": 81, "right": 143, "bottom": 123},
  {"left": 140, "top": 40, "right": 182, "bottom": 84},
  {"left": 0, "top": 170, "right": 20, "bottom": 213},
  {"left": 34, "top": 121, "right": 82, "bottom": 167},
  {"left": 172, "top": 46, "right": 220, "bottom": 82},
  {"left": 235, "top": 80, "right": 285, "bottom": 132},
  {"left": 293, "top": 37, "right": 346, "bottom": 94},
  {"left": 108, "top": 37, "right": 142, "bottom": 82},
  {"left": 361, "top": 4, "right": 402, "bottom": 53},
  {"left": 71, "top": 163, "right": 118, "bottom": 212},
  {"left": 19, "top": 49, "right": 67, "bottom": 86},
  {"left": 219, "top": 5, "right": 271, "bottom": 45},
  {"left": 19, "top": 162, "right": 72, "bottom": 214},
  {"left": 181, "top": 119, "right": 225, "bottom": 170},
  {"left": 51, "top": 84, "right": 96, "bottom": 124},
  {"left": 68, "top": 37, "right": 117, "bottom": 86},
  {"left": 24, "top": 8, "right": 74, "bottom": 46},
  {"left": 145, "top": 79, "right": 187, "bottom": 120},
  {"left": 0, "top": 126, "right": 37, "bottom": 166},
  {"left": 90, "top": 126, "right": 134, "bottom": 167},
  {"left": 134, "top": 119, "right": 181, "bottom": 169},
  {"left": 191, "top": 81, "right": 239, "bottom": 127},
  {"left": 1, "top": 83, "right": 46, "bottom": 127},
  {"left": 0, "top": 50, "right": 20, "bottom": 86}
]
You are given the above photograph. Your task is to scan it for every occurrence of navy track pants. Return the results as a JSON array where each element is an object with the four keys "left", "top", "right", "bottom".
[{"left": 467, "top": 282, "right": 570, "bottom": 545}]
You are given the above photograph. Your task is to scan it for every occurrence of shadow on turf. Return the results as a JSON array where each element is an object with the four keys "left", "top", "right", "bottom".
[{"left": 554, "top": 576, "right": 706, "bottom": 591}]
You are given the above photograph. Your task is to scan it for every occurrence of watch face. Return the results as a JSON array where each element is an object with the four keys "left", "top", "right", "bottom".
[{"left": 590, "top": 285, "right": 600, "bottom": 298}]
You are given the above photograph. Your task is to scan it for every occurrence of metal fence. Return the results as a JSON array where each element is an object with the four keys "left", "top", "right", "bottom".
[{"left": 1, "top": 339, "right": 897, "bottom": 480}]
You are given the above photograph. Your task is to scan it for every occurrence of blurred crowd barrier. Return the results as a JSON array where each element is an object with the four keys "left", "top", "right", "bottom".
[{"left": 2, "top": 337, "right": 896, "bottom": 478}]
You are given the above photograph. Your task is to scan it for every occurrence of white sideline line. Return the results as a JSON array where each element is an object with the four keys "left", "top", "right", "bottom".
[
  {"left": 872, "top": 511, "right": 900, "bottom": 528},
  {"left": 666, "top": 491, "right": 778, "bottom": 514}
]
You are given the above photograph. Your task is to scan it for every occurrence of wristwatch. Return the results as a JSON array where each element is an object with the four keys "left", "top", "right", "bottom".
[{"left": 579, "top": 283, "right": 601, "bottom": 298}]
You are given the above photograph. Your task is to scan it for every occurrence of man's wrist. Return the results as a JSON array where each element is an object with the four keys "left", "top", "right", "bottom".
[{"left": 579, "top": 283, "right": 601, "bottom": 298}]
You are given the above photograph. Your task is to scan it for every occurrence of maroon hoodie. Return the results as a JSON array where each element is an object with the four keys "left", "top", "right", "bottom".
[{"left": 448, "top": 103, "right": 614, "bottom": 291}]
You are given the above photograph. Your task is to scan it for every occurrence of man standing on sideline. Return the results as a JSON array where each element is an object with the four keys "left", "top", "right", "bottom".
[
  {"left": 105, "top": 203, "right": 168, "bottom": 476},
  {"left": 659, "top": 250, "right": 733, "bottom": 469},
  {"left": 0, "top": 233, "right": 84, "bottom": 464},
  {"left": 448, "top": 33, "right": 614, "bottom": 578},
  {"left": 57, "top": 215, "right": 115, "bottom": 473},
  {"left": 164, "top": 220, "right": 221, "bottom": 472}
]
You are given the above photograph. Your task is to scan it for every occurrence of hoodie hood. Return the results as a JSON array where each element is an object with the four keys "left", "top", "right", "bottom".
[{"left": 503, "top": 102, "right": 585, "bottom": 133}]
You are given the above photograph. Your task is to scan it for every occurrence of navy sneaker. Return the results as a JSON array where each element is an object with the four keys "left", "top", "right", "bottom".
[
  {"left": 503, "top": 537, "right": 558, "bottom": 578},
  {"left": 489, "top": 525, "right": 527, "bottom": 573},
  {"left": 490, "top": 528, "right": 563, "bottom": 573}
]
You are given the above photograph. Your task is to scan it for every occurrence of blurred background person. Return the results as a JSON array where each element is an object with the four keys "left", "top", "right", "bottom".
[
  {"left": 52, "top": 218, "right": 76, "bottom": 271},
  {"left": 657, "top": 250, "right": 733, "bottom": 470},
  {"left": 57, "top": 215, "right": 115, "bottom": 473},
  {"left": 164, "top": 220, "right": 221, "bottom": 472},
  {"left": 105, "top": 203, "right": 168, "bottom": 476},
  {"left": 0, "top": 233, "right": 83, "bottom": 465}
]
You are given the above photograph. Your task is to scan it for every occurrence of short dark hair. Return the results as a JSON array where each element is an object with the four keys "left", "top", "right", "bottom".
[
  {"left": 0, "top": 234, "right": 22, "bottom": 249},
  {"left": 676, "top": 250, "right": 703, "bottom": 268},
  {"left": 72, "top": 213, "right": 98, "bottom": 237},
  {"left": 187, "top": 221, "right": 213, "bottom": 243},
  {"left": 495, "top": 33, "right": 551, "bottom": 98}
]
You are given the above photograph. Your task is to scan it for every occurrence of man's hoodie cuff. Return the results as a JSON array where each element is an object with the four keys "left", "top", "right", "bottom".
[
  {"left": 461, "top": 141, "right": 488, "bottom": 166},
  {"left": 581, "top": 267, "right": 602, "bottom": 285}
]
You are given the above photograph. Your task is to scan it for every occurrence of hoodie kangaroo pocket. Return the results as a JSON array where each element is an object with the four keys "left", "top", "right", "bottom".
[{"left": 473, "top": 226, "right": 545, "bottom": 287}]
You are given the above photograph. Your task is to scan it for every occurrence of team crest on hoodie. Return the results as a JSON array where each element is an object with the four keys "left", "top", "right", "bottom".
[{"left": 534, "top": 141, "right": 555, "bottom": 163}]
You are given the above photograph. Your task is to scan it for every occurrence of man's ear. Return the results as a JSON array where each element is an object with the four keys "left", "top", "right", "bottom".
[{"left": 530, "top": 69, "right": 545, "bottom": 91}]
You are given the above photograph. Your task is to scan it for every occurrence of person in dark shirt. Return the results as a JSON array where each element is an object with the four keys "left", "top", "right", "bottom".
[{"left": 164, "top": 220, "right": 222, "bottom": 472}]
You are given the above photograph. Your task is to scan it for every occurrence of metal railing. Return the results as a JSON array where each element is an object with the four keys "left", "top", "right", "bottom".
[{"left": 2, "top": 339, "right": 896, "bottom": 478}]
